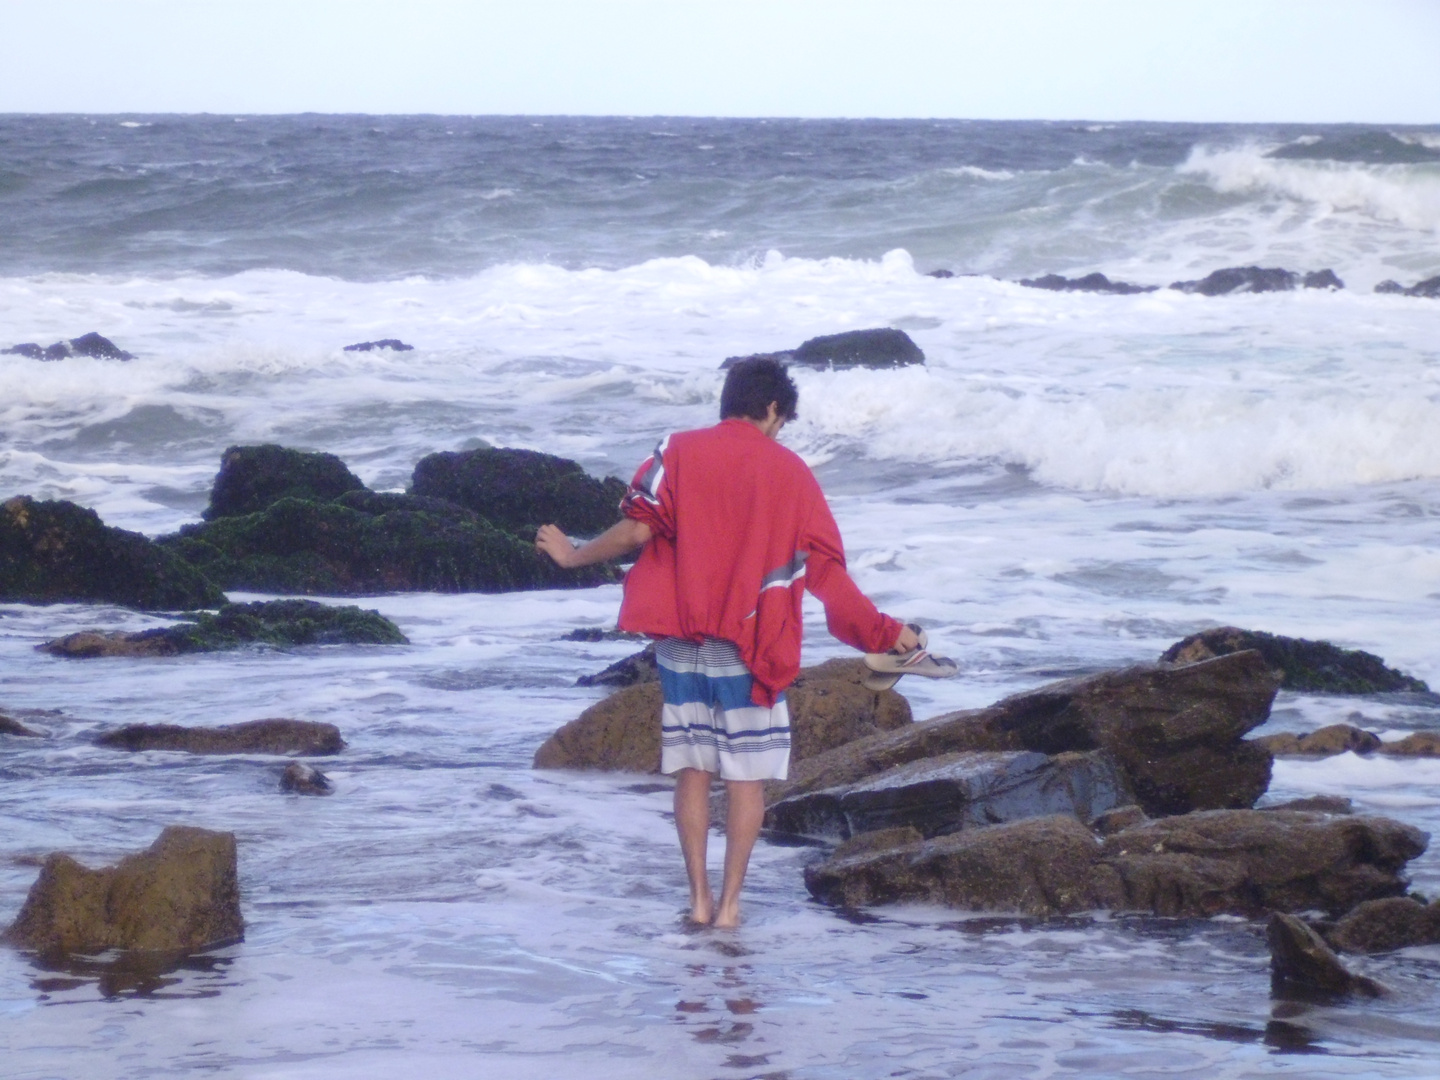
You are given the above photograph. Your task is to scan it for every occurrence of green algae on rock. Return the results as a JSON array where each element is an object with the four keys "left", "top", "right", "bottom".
[
  {"left": 1161, "top": 627, "right": 1429, "bottom": 694},
  {"left": 203, "top": 444, "right": 366, "bottom": 520}
]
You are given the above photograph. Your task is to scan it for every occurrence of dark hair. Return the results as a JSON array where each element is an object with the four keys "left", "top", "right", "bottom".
[{"left": 720, "top": 356, "right": 799, "bottom": 421}]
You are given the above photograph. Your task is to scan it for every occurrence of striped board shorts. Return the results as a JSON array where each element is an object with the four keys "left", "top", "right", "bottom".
[{"left": 656, "top": 636, "right": 791, "bottom": 781}]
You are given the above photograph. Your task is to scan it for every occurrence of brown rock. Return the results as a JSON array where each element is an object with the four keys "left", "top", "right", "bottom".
[
  {"left": 1, "top": 713, "right": 43, "bottom": 737},
  {"left": 95, "top": 718, "right": 344, "bottom": 756},
  {"left": 778, "top": 652, "right": 1278, "bottom": 817},
  {"left": 1, "top": 826, "right": 243, "bottom": 954},
  {"left": 831, "top": 826, "right": 923, "bottom": 861},
  {"left": 1252, "top": 723, "right": 1381, "bottom": 757},
  {"left": 1268, "top": 912, "right": 1386, "bottom": 999},
  {"left": 37, "top": 629, "right": 183, "bottom": 658},
  {"left": 1264, "top": 795, "right": 1353, "bottom": 814},
  {"left": 1324, "top": 896, "right": 1440, "bottom": 953},
  {"left": 533, "top": 658, "right": 912, "bottom": 772},
  {"left": 280, "top": 761, "right": 333, "bottom": 795},
  {"left": 1379, "top": 731, "right": 1440, "bottom": 757},
  {"left": 1092, "top": 805, "right": 1148, "bottom": 835},
  {"left": 803, "top": 808, "right": 1427, "bottom": 918}
]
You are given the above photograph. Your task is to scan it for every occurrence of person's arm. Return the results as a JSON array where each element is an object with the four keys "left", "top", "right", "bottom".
[
  {"left": 535, "top": 518, "right": 652, "bottom": 569},
  {"left": 802, "top": 496, "right": 915, "bottom": 653}
]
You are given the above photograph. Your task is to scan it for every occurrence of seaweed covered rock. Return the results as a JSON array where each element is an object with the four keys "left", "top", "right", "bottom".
[
  {"left": 1, "top": 496, "right": 226, "bottom": 610},
  {"left": 1, "top": 826, "right": 242, "bottom": 955},
  {"left": 95, "top": 718, "right": 344, "bottom": 755},
  {"left": 1324, "top": 896, "right": 1440, "bottom": 954},
  {"left": 38, "top": 599, "right": 408, "bottom": 656},
  {"left": 534, "top": 659, "right": 913, "bottom": 773},
  {"left": 203, "top": 444, "right": 366, "bottom": 520},
  {"left": 161, "top": 496, "right": 616, "bottom": 595},
  {"left": 723, "top": 328, "right": 925, "bottom": 372},
  {"left": 1017, "top": 272, "right": 1157, "bottom": 295},
  {"left": 410, "top": 447, "right": 627, "bottom": 537},
  {"left": 778, "top": 652, "right": 1279, "bottom": 818},
  {"left": 803, "top": 809, "right": 1427, "bottom": 918},
  {"left": 1253, "top": 723, "right": 1383, "bottom": 757},
  {"left": 1160, "top": 626, "right": 1429, "bottom": 694},
  {"left": 576, "top": 642, "right": 659, "bottom": 688}
]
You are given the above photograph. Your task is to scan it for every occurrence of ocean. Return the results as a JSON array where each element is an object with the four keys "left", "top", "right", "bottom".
[{"left": 3, "top": 115, "right": 1440, "bottom": 1078}]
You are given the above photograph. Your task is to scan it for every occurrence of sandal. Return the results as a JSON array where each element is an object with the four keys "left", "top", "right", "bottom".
[{"left": 863, "top": 625, "right": 958, "bottom": 691}]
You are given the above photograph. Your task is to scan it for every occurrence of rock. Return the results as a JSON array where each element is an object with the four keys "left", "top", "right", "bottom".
[
  {"left": 0, "top": 826, "right": 242, "bottom": 955},
  {"left": 343, "top": 339, "right": 413, "bottom": 352},
  {"left": 0, "top": 714, "right": 43, "bottom": 737},
  {"left": 777, "top": 651, "right": 1278, "bottom": 818},
  {"left": 1017, "top": 272, "right": 1157, "bottom": 295},
  {"left": 1375, "top": 280, "right": 1407, "bottom": 295},
  {"left": 765, "top": 749, "right": 1129, "bottom": 841},
  {"left": 561, "top": 627, "right": 648, "bottom": 643},
  {"left": 1268, "top": 913, "right": 1386, "bottom": 999},
  {"left": 1161, "top": 626, "right": 1428, "bottom": 694},
  {"left": 1379, "top": 731, "right": 1440, "bottom": 757},
  {"left": 203, "top": 444, "right": 366, "bottom": 521},
  {"left": 577, "top": 643, "right": 658, "bottom": 687},
  {"left": 2, "top": 343, "right": 46, "bottom": 359},
  {"left": 791, "top": 328, "right": 925, "bottom": 370},
  {"left": 803, "top": 808, "right": 1427, "bottom": 918},
  {"left": 1302, "top": 269, "right": 1345, "bottom": 290},
  {"left": 1170, "top": 267, "right": 1301, "bottom": 295},
  {"left": 2, "top": 333, "right": 134, "bottom": 361},
  {"left": 1253, "top": 723, "right": 1382, "bottom": 757},
  {"left": 1324, "top": 896, "right": 1440, "bottom": 954},
  {"left": 280, "top": 761, "right": 333, "bottom": 795},
  {"left": 832, "top": 826, "right": 923, "bottom": 860},
  {"left": 38, "top": 599, "right": 408, "bottom": 657},
  {"left": 1, "top": 496, "right": 227, "bottom": 610},
  {"left": 95, "top": 717, "right": 344, "bottom": 755},
  {"left": 162, "top": 496, "right": 614, "bottom": 596},
  {"left": 925, "top": 269, "right": 955, "bottom": 278},
  {"left": 1407, "top": 274, "right": 1440, "bottom": 299},
  {"left": 534, "top": 658, "right": 913, "bottom": 772},
  {"left": 1092, "top": 805, "right": 1148, "bottom": 835},
  {"left": 1264, "top": 795, "right": 1353, "bottom": 814}
]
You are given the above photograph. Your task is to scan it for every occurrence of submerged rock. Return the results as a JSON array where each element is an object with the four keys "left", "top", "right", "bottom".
[
  {"left": 534, "top": 658, "right": 913, "bottom": 773},
  {"left": 1, "top": 496, "right": 227, "bottom": 610},
  {"left": 2, "top": 332, "right": 135, "bottom": 362},
  {"left": 777, "top": 652, "right": 1278, "bottom": 818},
  {"left": 410, "top": 447, "right": 627, "bottom": 537},
  {"left": 723, "top": 328, "right": 925, "bottom": 371},
  {"left": 803, "top": 808, "right": 1427, "bottom": 918},
  {"left": 1017, "top": 272, "right": 1157, "bottom": 295},
  {"left": 203, "top": 444, "right": 366, "bottom": 521},
  {"left": 1168, "top": 267, "right": 1344, "bottom": 296},
  {"left": 1324, "top": 896, "right": 1440, "bottom": 954},
  {"left": 1268, "top": 913, "right": 1386, "bottom": 1000},
  {"left": 38, "top": 599, "right": 407, "bottom": 656},
  {"left": 1160, "top": 626, "right": 1429, "bottom": 693},
  {"left": 280, "top": 761, "right": 333, "bottom": 794},
  {"left": 0, "top": 826, "right": 242, "bottom": 955},
  {"left": 95, "top": 717, "right": 345, "bottom": 755},
  {"left": 342, "top": 339, "right": 414, "bottom": 352},
  {"left": 0, "top": 714, "right": 43, "bottom": 737},
  {"left": 765, "top": 749, "right": 1129, "bottom": 841}
]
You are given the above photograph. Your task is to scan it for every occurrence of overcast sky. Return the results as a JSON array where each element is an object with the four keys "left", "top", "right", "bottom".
[{"left": 3, "top": 0, "right": 1437, "bottom": 122}]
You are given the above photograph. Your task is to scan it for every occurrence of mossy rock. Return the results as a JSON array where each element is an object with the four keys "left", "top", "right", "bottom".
[
  {"left": 1, "top": 496, "right": 227, "bottom": 610},
  {"left": 160, "top": 497, "right": 617, "bottom": 595},
  {"left": 1162, "top": 627, "right": 1429, "bottom": 694},
  {"left": 204, "top": 444, "right": 366, "bottom": 520},
  {"left": 410, "top": 447, "right": 627, "bottom": 537}
]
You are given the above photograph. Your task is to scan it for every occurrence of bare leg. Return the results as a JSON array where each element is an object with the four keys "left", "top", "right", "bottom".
[
  {"left": 714, "top": 779, "right": 764, "bottom": 929},
  {"left": 673, "top": 768, "right": 715, "bottom": 924}
]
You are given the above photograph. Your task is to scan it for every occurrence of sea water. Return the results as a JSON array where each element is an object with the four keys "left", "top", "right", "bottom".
[{"left": 2, "top": 116, "right": 1440, "bottom": 1078}]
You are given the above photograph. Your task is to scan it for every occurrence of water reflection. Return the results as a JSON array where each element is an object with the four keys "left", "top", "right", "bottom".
[{"left": 25, "top": 947, "right": 236, "bottom": 1002}]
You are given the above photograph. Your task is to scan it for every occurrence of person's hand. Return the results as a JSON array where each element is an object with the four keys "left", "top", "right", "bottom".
[
  {"left": 535, "top": 524, "right": 578, "bottom": 568},
  {"left": 893, "top": 624, "right": 921, "bottom": 653}
]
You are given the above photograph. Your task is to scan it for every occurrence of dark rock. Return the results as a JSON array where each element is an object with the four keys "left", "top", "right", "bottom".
[
  {"left": 1406, "top": 274, "right": 1440, "bottom": 299},
  {"left": 1253, "top": 723, "right": 1382, "bottom": 757},
  {"left": 95, "top": 717, "right": 344, "bottom": 755},
  {"left": 410, "top": 447, "right": 627, "bottom": 538},
  {"left": 1264, "top": 795, "right": 1354, "bottom": 815},
  {"left": 1017, "top": 272, "right": 1157, "bottom": 295},
  {"left": 925, "top": 269, "right": 955, "bottom": 278},
  {"left": 1268, "top": 913, "right": 1386, "bottom": 999},
  {"left": 343, "top": 339, "right": 413, "bottom": 352},
  {"left": 777, "top": 652, "right": 1278, "bottom": 818},
  {"left": 561, "top": 627, "right": 648, "bottom": 643},
  {"left": 1375, "top": 280, "right": 1407, "bottom": 294},
  {"left": 1092, "top": 805, "right": 1148, "bottom": 835},
  {"left": 3, "top": 333, "right": 134, "bottom": 361},
  {"left": 203, "top": 444, "right": 366, "bottom": 521},
  {"left": 0, "top": 826, "right": 243, "bottom": 954},
  {"left": 1302, "top": 269, "right": 1345, "bottom": 290},
  {"left": 0, "top": 496, "right": 226, "bottom": 610},
  {"left": 1160, "top": 626, "right": 1429, "bottom": 693},
  {"left": 789, "top": 328, "right": 925, "bottom": 370},
  {"left": 765, "top": 749, "right": 1129, "bottom": 841},
  {"left": 2, "top": 343, "right": 46, "bottom": 359},
  {"left": 0, "top": 714, "right": 43, "bottom": 737},
  {"left": 1324, "top": 896, "right": 1440, "bottom": 953},
  {"left": 280, "top": 761, "right": 333, "bottom": 794},
  {"left": 1170, "top": 267, "right": 1299, "bottom": 295},
  {"left": 1379, "top": 731, "right": 1440, "bottom": 757},
  {"left": 534, "top": 658, "right": 913, "bottom": 773},
  {"left": 38, "top": 599, "right": 407, "bottom": 657},
  {"left": 576, "top": 643, "right": 658, "bottom": 688},
  {"left": 803, "top": 808, "right": 1427, "bottom": 918},
  {"left": 331, "top": 489, "right": 473, "bottom": 518},
  {"left": 162, "top": 497, "right": 614, "bottom": 595}
]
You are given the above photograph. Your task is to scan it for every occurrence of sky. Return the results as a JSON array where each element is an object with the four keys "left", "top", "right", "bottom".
[{"left": 2, "top": 0, "right": 1438, "bottom": 122}]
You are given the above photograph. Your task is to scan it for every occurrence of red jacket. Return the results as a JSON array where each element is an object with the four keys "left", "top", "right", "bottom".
[{"left": 617, "top": 418, "right": 902, "bottom": 706}]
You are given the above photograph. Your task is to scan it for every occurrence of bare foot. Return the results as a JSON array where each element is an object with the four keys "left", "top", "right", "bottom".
[
  {"left": 712, "top": 898, "right": 741, "bottom": 929},
  {"left": 688, "top": 892, "right": 715, "bottom": 926}
]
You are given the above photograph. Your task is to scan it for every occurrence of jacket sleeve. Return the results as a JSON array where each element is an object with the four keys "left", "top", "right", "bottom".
[
  {"left": 802, "top": 494, "right": 903, "bottom": 654},
  {"left": 620, "top": 435, "right": 676, "bottom": 540}
]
